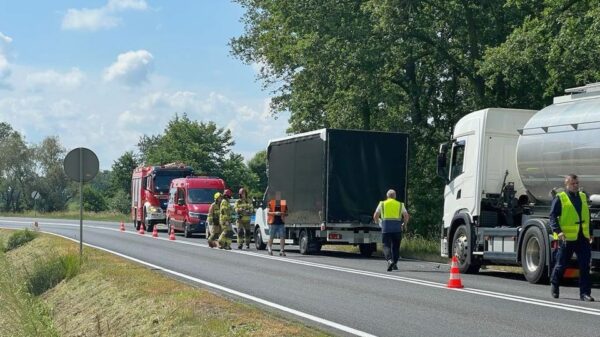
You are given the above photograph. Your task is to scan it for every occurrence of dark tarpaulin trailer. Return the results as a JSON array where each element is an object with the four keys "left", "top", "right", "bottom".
[{"left": 265, "top": 129, "right": 409, "bottom": 226}]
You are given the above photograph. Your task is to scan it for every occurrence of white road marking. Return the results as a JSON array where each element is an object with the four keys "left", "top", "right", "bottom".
[{"left": 2, "top": 219, "right": 600, "bottom": 318}]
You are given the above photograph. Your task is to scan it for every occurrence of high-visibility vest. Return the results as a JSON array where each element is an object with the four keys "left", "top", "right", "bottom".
[
  {"left": 380, "top": 198, "right": 403, "bottom": 233},
  {"left": 557, "top": 191, "right": 590, "bottom": 241},
  {"left": 267, "top": 199, "right": 287, "bottom": 224}
]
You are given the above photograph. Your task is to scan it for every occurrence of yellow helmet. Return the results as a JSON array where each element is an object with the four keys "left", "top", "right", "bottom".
[{"left": 214, "top": 192, "right": 222, "bottom": 201}]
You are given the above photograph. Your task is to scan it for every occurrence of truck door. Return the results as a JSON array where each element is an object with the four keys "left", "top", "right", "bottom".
[
  {"left": 174, "top": 187, "right": 186, "bottom": 228},
  {"left": 443, "top": 139, "right": 470, "bottom": 227}
]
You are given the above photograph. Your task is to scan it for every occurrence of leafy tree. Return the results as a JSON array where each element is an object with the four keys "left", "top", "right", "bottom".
[
  {"left": 480, "top": 1, "right": 600, "bottom": 108},
  {"left": 33, "top": 136, "right": 71, "bottom": 212},
  {"left": 138, "top": 114, "right": 234, "bottom": 176},
  {"left": 82, "top": 185, "right": 107, "bottom": 212},
  {"left": 220, "top": 153, "right": 259, "bottom": 196},
  {"left": 110, "top": 151, "right": 139, "bottom": 197},
  {"left": 247, "top": 150, "right": 267, "bottom": 195},
  {"left": 108, "top": 189, "right": 130, "bottom": 214},
  {"left": 0, "top": 123, "right": 35, "bottom": 212}
]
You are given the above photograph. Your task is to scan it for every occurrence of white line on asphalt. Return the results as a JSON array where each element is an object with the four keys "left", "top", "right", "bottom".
[
  {"left": 3, "top": 220, "right": 600, "bottom": 317},
  {"left": 23, "top": 229, "right": 377, "bottom": 337}
]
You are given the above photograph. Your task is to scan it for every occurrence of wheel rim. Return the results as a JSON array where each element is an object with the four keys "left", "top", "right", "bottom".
[
  {"left": 453, "top": 231, "right": 468, "bottom": 265},
  {"left": 300, "top": 233, "right": 307, "bottom": 253},
  {"left": 525, "top": 236, "right": 541, "bottom": 272}
]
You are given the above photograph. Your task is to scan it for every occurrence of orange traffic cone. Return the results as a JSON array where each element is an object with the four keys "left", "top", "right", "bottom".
[
  {"left": 139, "top": 223, "right": 145, "bottom": 235},
  {"left": 447, "top": 256, "right": 464, "bottom": 289},
  {"left": 120, "top": 221, "right": 125, "bottom": 232},
  {"left": 152, "top": 225, "right": 158, "bottom": 238},
  {"left": 169, "top": 228, "right": 176, "bottom": 241}
]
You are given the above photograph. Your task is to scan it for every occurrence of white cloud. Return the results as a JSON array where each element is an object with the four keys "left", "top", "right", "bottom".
[
  {"left": 27, "top": 68, "right": 85, "bottom": 91},
  {"left": 104, "top": 50, "right": 154, "bottom": 85},
  {"left": 0, "top": 32, "right": 13, "bottom": 89},
  {"left": 61, "top": 0, "right": 148, "bottom": 31}
]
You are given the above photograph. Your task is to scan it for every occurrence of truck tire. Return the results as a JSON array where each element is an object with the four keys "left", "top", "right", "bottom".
[
  {"left": 521, "top": 227, "right": 549, "bottom": 284},
  {"left": 452, "top": 224, "right": 480, "bottom": 274},
  {"left": 299, "top": 230, "right": 321, "bottom": 255},
  {"left": 359, "top": 243, "right": 377, "bottom": 257},
  {"left": 254, "top": 227, "right": 266, "bottom": 250},
  {"left": 299, "top": 230, "right": 310, "bottom": 255}
]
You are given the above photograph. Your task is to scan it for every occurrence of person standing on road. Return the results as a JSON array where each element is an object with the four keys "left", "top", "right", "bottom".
[
  {"left": 373, "top": 189, "right": 409, "bottom": 272},
  {"left": 235, "top": 188, "right": 253, "bottom": 249},
  {"left": 207, "top": 192, "right": 223, "bottom": 248},
  {"left": 267, "top": 192, "right": 287, "bottom": 256},
  {"left": 218, "top": 189, "right": 234, "bottom": 250},
  {"left": 550, "top": 174, "right": 594, "bottom": 302}
]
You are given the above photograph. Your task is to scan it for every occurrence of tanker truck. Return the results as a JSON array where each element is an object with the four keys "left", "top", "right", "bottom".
[{"left": 437, "top": 83, "right": 600, "bottom": 283}]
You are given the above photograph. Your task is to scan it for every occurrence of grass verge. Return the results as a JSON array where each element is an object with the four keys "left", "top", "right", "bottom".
[
  {"left": 0, "top": 229, "right": 330, "bottom": 337},
  {"left": 0, "top": 210, "right": 128, "bottom": 223}
]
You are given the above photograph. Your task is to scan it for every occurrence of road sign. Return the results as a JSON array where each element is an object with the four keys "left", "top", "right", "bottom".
[
  {"left": 31, "top": 191, "right": 40, "bottom": 200},
  {"left": 63, "top": 147, "right": 99, "bottom": 182}
]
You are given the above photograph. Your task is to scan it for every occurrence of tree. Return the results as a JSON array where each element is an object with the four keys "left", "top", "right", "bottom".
[
  {"left": 220, "top": 153, "right": 259, "bottom": 196},
  {"left": 110, "top": 151, "right": 139, "bottom": 197},
  {"left": 138, "top": 114, "right": 234, "bottom": 176},
  {"left": 0, "top": 123, "right": 35, "bottom": 212},
  {"left": 82, "top": 185, "right": 107, "bottom": 212},
  {"left": 33, "top": 136, "right": 71, "bottom": 212},
  {"left": 247, "top": 150, "right": 267, "bottom": 195},
  {"left": 480, "top": 1, "right": 600, "bottom": 108}
]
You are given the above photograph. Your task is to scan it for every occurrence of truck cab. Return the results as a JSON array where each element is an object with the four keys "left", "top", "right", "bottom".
[{"left": 166, "top": 177, "right": 225, "bottom": 238}]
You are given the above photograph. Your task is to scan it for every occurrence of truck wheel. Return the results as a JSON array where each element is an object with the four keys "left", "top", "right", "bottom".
[
  {"left": 147, "top": 224, "right": 154, "bottom": 233},
  {"left": 254, "top": 227, "right": 266, "bottom": 250},
  {"left": 452, "top": 224, "right": 480, "bottom": 274},
  {"left": 359, "top": 243, "right": 377, "bottom": 257},
  {"left": 299, "top": 230, "right": 310, "bottom": 255},
  {"left": 521, "top": 227, "right": 549, "bottom": 284},
  {"left": 184, "top": 223, "right": 192, "bottom": 238}
]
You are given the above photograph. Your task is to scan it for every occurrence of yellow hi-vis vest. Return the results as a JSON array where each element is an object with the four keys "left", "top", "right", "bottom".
[
  {"left": 557, "top": 191, "right": 590, "bottom": 241},
  {"left": 380, "top": 198, "right": 403, "bottom": 233}
]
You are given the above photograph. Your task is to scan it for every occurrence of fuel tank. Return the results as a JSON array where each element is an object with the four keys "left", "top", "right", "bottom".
[{"left": 517, "top": 87, "right": 600, "bottom": 204}]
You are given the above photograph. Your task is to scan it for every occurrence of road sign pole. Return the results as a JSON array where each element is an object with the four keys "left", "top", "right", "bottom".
[{"left": 79, "top": 147, "right": 83, "bottom": 262}]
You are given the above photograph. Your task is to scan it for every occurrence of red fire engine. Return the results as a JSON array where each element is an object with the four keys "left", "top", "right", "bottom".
[{"left": 131, "top": 163, "right": 193, "bottom": 232}]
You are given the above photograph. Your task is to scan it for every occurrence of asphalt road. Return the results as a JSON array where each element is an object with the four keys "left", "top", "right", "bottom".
[{"left": 1, "top": 217, "right": 600, "bottom": 337}]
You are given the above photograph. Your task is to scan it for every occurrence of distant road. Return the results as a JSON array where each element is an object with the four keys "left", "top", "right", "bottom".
[{"left": 1, "top": 217, "right": 599, "bottom": 337}]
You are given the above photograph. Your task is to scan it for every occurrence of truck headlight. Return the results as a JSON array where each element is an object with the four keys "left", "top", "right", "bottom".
[{"left": 148, "top": 206, "right": 160, "bottom": 213}]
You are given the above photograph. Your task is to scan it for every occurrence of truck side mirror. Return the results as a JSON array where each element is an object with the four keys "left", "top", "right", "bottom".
[
  {"left": 437, "top": 143, "right": 449, "bottom": 183},
  {"left": 177, "top": 198, "right": 185, "bottom": 206}
]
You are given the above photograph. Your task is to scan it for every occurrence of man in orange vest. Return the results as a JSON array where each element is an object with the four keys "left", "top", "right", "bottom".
[{"left": 267, "top": 192, "right": 287, "bottom": 256}]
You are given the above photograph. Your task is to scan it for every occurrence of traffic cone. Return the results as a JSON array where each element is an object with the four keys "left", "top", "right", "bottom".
[
  {"left": 120, "top": 221, "right": 125, "bottom": 232},
  {"left": 169, "top": 228, "right": 176, "bottom": 241},
  {"left": 447, "top": 256, "right": 464, "bottom": 289},
  {"left": 152, "top": 225, "right": 158, "bottom": 238},
  {"left": 139, "top": 223, "right": 145, "bottom": 235}
]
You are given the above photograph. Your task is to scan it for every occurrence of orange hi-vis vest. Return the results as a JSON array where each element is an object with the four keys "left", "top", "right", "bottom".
[{"left": 267, "top": 199, "right": 287, "bottom": 224}]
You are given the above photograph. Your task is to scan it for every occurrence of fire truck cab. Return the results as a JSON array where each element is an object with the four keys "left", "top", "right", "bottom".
[{"left": 131, "top": 163, "right": 193, "bottom": 232}]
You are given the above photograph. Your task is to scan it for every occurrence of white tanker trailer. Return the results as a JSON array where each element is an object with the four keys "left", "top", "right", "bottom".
[{"left": 438, "top": 83, "right": 600, "bottom": 283}]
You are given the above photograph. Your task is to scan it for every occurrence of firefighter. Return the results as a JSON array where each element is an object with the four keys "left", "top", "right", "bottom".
[
  {"left": 235, "top": 188, "right": 253, "bottom": 249},
  {"left": 207, "top": 192, "right": 222, "bottom": 248},
  {"left": 218, "top": 189, "right": 234, "bottom": 250}
]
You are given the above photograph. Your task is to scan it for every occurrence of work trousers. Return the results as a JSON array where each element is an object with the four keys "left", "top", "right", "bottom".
[
  {"left": 237, "top": 219, "right": 252, "bottom": 246},
  {"left": 550, "top": 236, "right": 592, "bottom": 296},
  {"left": 382, "top": 232, "right": 402, "bottom": 264}
]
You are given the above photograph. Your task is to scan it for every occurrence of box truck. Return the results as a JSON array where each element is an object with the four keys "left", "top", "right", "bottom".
[{"left": 253, "top": 128, "right": 409, "bottom": 256}]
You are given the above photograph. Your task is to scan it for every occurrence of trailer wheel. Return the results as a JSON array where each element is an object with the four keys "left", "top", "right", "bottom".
[
  {"left": 359, "top": 243, "right": 377, "bottom": 257},
  {"left": 521, "top": 227, "right": 549, "bottom": 284},
  {"left": 452, "top": 224, "right": 480, "bottom": 274},
  {"left": 299, "top": 230, "right": 310, "bottom": 255},
  {"left": 254, "top": 227, "right": 266, "bottom": 250}
]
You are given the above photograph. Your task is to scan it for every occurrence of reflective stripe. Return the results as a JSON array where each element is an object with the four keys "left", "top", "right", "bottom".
[{"left": 557, "top": 191, "right": 590, "bottom": 241}]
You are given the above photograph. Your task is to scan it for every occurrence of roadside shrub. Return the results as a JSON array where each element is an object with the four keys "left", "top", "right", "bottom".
[
  {"left": 26, "top": 253, "right": 81, "bottom": 296},
  {"left": 108, "top": 189, "right": 131, "bottom": 214},
  {"left": 5, "top": 229, "right": 38, "bottom": 251}
]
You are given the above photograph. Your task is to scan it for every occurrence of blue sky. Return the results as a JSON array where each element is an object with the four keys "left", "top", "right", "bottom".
[{"left": 0, "top": 0, "right": 289, "bottom": 169}]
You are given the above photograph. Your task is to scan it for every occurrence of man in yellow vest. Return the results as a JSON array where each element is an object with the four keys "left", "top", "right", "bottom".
[
  {"left": 550, "top": 174, "right": 594, "bottom": 301},
  {"left": 373, "top": 189, "right": 410, "bottom": 272}
]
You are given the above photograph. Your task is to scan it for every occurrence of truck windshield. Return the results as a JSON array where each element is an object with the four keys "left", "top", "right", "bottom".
[
  {"left": 188, "top": 188, "right": 220, "bottom": 204},
  {"left": 153, "top": 169, "right": 193, "bottom": 193}
]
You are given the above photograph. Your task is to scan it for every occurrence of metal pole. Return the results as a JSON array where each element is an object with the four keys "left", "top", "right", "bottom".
[{"left": 79, "top": 148, "right": 83, "bottom": 261}]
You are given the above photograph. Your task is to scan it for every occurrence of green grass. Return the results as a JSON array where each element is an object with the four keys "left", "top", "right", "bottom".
[
  {"left": 0, "top": 210, "right": 129, "bottom": 222},
  {"left": 0, "top": 229, "right": 330, "bottom": 337},
  {"left": 25, "top": 253, "right": 81, "bottom": 296},
  {"left": 4, "top": 229, "right": 38, "bottom": 252}
]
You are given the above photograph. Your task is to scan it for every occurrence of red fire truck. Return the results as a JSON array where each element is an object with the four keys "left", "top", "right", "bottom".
[{"left": 131, "top": 163, "right": 194, "bottom": 232}]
